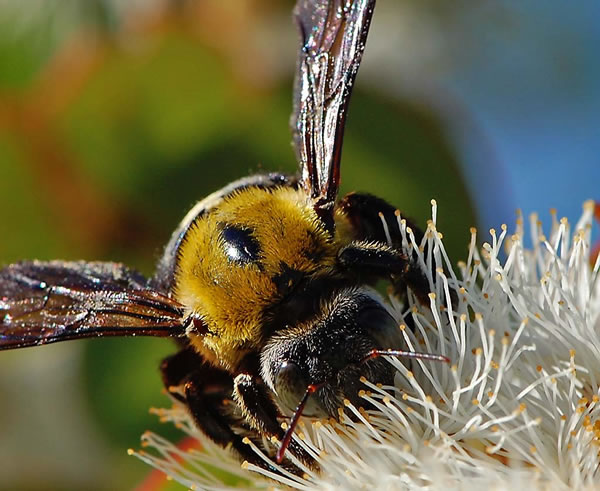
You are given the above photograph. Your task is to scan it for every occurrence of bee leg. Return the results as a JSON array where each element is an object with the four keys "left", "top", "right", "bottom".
[
  {"left": 338, "top": 242, "right": 431, "bottom": 305},
  {"left": 183, "top": 377, "right": 278, "bottom": 468},
  {"left": 339, "top": 192, "right": 458, "bottom": 308},
  {"left": 160, "top": 346, "right": 206, "bottom": 402},
  {"left": 233, "top": 372, "right": 317, "bottom": 471},
  {"left": 338, "top": 192, "right": 424, "bottom": 249},
  {"left": 160, "top": 350, "right": 275, "bottom": 471}
]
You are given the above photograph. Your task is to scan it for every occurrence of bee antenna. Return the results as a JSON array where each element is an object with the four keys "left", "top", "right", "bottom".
[
  {"left": 276, "top": 382, "right": 323, "bottom": 464},
  {"left": 361, "top": 348, "right": 450, "bottom": 365}
]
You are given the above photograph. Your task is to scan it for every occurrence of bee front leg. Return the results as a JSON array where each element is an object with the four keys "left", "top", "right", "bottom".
[
  {"left": 159, "top": 349, "right": 272, "bottom": 470},
  {"left": 233, "top": 372, "right": 317, "bottom": 470}
]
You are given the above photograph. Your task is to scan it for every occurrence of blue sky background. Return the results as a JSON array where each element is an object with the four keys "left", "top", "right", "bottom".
[
  {"left": 364, "top": 0, "right": 599, "bottom": 237},
  {"left": 444, "top": 0, "right": 599, "bottom": 232}
]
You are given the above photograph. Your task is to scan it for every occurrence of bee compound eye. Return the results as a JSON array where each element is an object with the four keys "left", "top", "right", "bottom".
[
  {"left": 220, "top": 224, "right": 261, "bottom": 264},
  {"left": 274, "top": 361, "right": 308, "bottom": 414}
]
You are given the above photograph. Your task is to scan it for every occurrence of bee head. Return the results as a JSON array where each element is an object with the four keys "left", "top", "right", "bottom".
[
  {"left": 262, "top": 288, "right": 449, "bottom": 464},
  {"left": 260, "top": 288, "right": 402, "bottom": 418}
]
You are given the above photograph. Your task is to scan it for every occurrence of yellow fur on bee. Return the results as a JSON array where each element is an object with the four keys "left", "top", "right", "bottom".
[{"left": 174, "top": 186, "right": 349, "bottom": 371}]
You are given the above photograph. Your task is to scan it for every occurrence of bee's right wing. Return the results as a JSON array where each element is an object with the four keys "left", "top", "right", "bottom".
[
  {"left": 292, "top": 0, "right": 376, "bottom": 228},
  {"left": 0, "top": 260, "right": 187, "bottom": 350}
]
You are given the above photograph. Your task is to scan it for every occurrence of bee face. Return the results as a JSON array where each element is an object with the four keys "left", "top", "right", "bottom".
[
  {"left": 174, "top": 186, "right": 341, "bottom": 370},
  {"left": 260, "top": 288, "right": 401, "bottom": 418}
]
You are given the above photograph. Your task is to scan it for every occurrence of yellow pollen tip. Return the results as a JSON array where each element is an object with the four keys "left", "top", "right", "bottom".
[
  {"left": 242, "top": 437, "right": 251, "bottom": 445},
  {"left": 241, "top": 461, "right": 250, "bottom": 469},
  {"left": 127, "top": 449, "right": 134, "bottom": 456}
]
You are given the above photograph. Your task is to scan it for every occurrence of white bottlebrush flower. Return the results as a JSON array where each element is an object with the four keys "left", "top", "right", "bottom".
[{"left": 132, "top": 200, "right": 600, "bottom": 491}]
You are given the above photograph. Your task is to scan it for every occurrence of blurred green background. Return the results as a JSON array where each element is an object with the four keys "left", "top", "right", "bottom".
[{"left": 0, "top": 0, "right": 597, "bottom": 489}]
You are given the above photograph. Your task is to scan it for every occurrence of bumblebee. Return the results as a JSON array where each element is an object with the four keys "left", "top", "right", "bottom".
[{"left": 0, "top": 0, "right": 447, "bottom": 471}]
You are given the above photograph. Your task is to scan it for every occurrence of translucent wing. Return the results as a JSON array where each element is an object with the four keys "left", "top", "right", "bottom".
[
  {"left": 292, "top": 0, "right": 376, "bottom": 228},
  {"left": 0, "top": 261, "right": 186, "bottom": 350}
]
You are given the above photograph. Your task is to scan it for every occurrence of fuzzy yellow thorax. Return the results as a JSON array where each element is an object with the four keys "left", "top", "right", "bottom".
[{"left": 174, "top": 186, "right": 347, "bottom": 370}]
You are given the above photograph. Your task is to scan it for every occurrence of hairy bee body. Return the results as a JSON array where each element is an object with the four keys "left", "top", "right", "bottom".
[{"left": 154, "top": 173, "right": 434, "bottom": 458}]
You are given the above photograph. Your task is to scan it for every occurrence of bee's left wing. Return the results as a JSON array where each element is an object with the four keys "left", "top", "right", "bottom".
[
  {"left": 292, "top": 0, "right": 376, "bottom": 229},
  {"left": 0, "top": 261, "right": 186, "bottom": 350}
]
